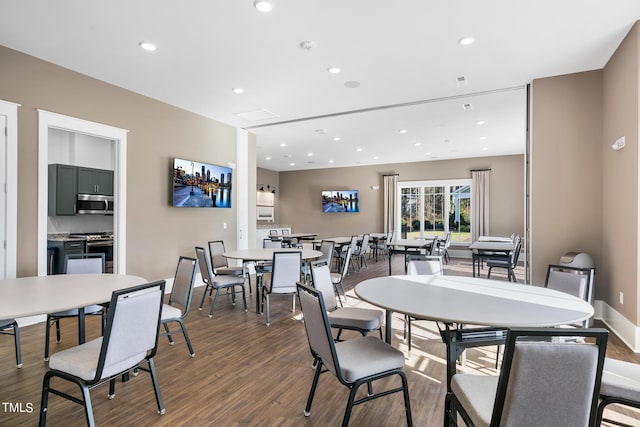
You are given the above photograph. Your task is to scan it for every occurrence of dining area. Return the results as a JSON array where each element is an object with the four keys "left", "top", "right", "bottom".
[{"left": 1, "top": 241, "right": 639, "bottom": 427}]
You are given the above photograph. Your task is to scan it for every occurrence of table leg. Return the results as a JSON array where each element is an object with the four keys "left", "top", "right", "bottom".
[
  {"left": 385, "top": 309, "right": 393, "bottom": 343},
  {"left": 388, "top": 251, "right": 393, "bottom": 276},
  {"left": 78, "top": 307, "right": 86, "bottom": 344},
  {"left": 256, "top": 276, "right": 262, "bottom": 314},
  {"left": 472, "top": 253, "right": 477, "bottom": 277}
]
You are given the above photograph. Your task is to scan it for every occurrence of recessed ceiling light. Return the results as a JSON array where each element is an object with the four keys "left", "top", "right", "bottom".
[
  {"left": 315, "top": 129, "right": 327, "bottom": 134},
  {"left": 462, "top": 103, "right": 473, "bottom": 110},
  {"left": 307, "top": 152, "right": 313, "bottom": 157},
  {"left": 333, "top": 137, "right": 341, "bottom": 142},
  {"left": 480, "top": 136, "right": 487, "bottom": 140},
  {"left": 356, "top": 148, "right": 363, "bottom": 152},
  {"left": 280, "top": 143, "right": 286, "bottom": 147},
  {"left": 476, "top": 120, "right": 486, "bottom": 125},
  {"left": 425, "top": 152, "right": 431, "bottom": 156},
  {"left": 139, "top": 41, "right": 157, "bottom": 52},
  {"left": 414, "top": 142, "right": 421, "bottom": 147},
  {"left": 327, "top": 66, "right": 341, "bottom": 74},
  {"left": 482, "top": 147, "right": 489, "bottom": 151},
  {"left": 373, "top": 156, "right": 379, "bottom": 160},
  {"left": 458, "top": 36, "right": 475, "bottom": 46},
  {"left": 232, "top": 87, "right": 244, "bottom": 94},
  {"left": 399, "top": 129, "right": 408, "bottom": 134},
  {"left": 265, "top": 156, "right": 271, "bottom": 160},
  {"left": 289, "top": 162, "right": 295, "bottom": 166},
  {"left": 328, "top": 160, "right": 334, "bottom": 163},
  {"left": 285, "top": 154, "right": 292, "bottom": 158},
  {"left": 253, "top": 0, "right": 273, "bottom": 13},
  {"left": 456, "top": 76, "right": 467, "bottom": 86}
]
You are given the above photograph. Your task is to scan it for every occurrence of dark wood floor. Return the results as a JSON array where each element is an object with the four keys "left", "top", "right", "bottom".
[{"left": 0, "top": 255, "right": 638, "bottom": 426}]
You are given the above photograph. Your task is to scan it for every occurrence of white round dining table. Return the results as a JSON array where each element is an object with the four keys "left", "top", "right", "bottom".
[
  {"left": 223, "top": 248, "right": 322, "bottom": 313},
  {"left": 0, "top": 274, "right": 147, "bottom": 343}
]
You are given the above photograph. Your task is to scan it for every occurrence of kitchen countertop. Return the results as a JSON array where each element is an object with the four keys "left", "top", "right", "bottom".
[
  {"left": 256, "top": 224, "right": 290, "bottom": 229},
  {"left": 47, "top": 234, "right": 86, "bottom": 242}
]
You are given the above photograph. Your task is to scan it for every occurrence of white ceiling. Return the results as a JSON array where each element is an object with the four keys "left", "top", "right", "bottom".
[{"left": 1, "top": 1, "right": 639, "bottom": 171}]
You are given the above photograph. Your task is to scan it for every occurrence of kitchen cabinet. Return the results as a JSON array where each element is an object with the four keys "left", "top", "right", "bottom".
[
  {"left": 77, "top": 167, "right": 114, "bottom": 195},
  {"left": 48, "top": 164, "right": 78, "bottom": 216},
  {"left": 47, "top": 239, "right": 86, "bottom": 274}
]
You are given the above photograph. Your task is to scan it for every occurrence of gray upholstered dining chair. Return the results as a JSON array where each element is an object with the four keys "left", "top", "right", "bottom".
[
  {"left": 486, "top": 236, "right": 522, "bottom": 282},
  {"left": 261, "top": 251, "right": 301, "bottom": 326},
  {"left": 208, "top": 240, "right": 243, "bottom": 276},
  {"left": 0, "top": 319, "right": 22, "bottom": 368},
  {"left": 404, "top": 254, "right": 443, "bottom": 354},
  {"left": 436, "top": 232, "right": 452, "bottom": 263},
  {"left": 597, "top": 357, "right": 640, "bottom": 426},
  {"left": 160, "top": 256, "right": 198, "bottom": 357},
  {"left": 44, "top": 253, "right": 106, "bottom": 361},
  {"left": 196, "top": 246, "right": 247, "bottom": 318},
  {"left": 310, "top": 261, "right": 383, "bottom": 340},
  {"left": 263, "top": 239, "right": 283, "bottom": 248},
  {"left": 40, "top": 280, "right": 166, "bottom": 427},
  {"left": 335, "top": 235, "right": 358, "bottom": 274},
  {"left": 445, "top": 327, "right": 608, "bottom": 427},
  {"left": 352, "top": 233, "right": 370, "bottom": 270},
  {"left": 545, "top": 264, "right": 595, "bottom": 327},
  {"left": 407, "top": 254, "right": 444, "bottom": 275},
  {"left": 297, "top": 283, "right": 412, "bottom": 426},
  {"left": 331, "top": 246, "right": 353, "bottom": 307},
  {"left": 317, "top": 240, "right": 335, "bottom": 269}
]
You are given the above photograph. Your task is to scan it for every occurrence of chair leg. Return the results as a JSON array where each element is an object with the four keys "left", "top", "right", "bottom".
[
  {"left": 177, "top": 319, "right": 195, "bottom": 357},
  {"left": 487, "top": 266, "right": 493, "bottom": 279},
  {"left": 399, "top": 371, "right": 413, "bottom": 427},
  {"left": 198, "top": 283, "right": 210, "bottom": 310},
  {"left": 342, "top": 382, "right": 360, "bottom": 427},
  {"left": 162, "top": 322, "right": 174, "bottom": 345},
  {"left": 147, "top": 358, "right": 166, "bottom": 415},
  {"left": 39, "top": 371, "right": 52, "bottom": 427},
  {"left": 304, "top": 358, "right": 323, "bottom": 417},
  {"left": 208, "top": 288, "right": 221, "bottom": 318},
  {"left": 265, "top": 294, "right": 271, "bottom": 326},
  {"left": 240, "top": 285, "right": 248, "bottom": 312}
]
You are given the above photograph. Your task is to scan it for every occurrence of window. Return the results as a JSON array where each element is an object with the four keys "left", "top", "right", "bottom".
[{"left": 398, "top": 179, "right": 471, "bottom": 243}]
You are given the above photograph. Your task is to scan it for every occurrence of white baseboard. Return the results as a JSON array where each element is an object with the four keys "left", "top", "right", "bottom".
[{"left": 594, "top": 299, "right": 639, "bottom": 353}]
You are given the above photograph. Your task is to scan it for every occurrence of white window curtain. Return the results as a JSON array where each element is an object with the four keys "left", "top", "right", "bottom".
[
  {"left": 471, "top": 170, "right": 490, "bottom": 242},
  {"left": 383, "top": 174, "right": 398, "bottom": 235}
]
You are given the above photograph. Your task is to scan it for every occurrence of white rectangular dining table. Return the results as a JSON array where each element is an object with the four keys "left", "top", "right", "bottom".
[
  {"left": 468, "top": 239, "right": 517, "bottom": 277},
  {"left": 385, "top": 238, "right": 437, "bottom": 275}
]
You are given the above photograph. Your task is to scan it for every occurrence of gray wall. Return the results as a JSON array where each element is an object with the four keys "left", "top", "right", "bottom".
[
  {"left": 0, "top": 45, "right": 246, "bottom": 281},
  {"left": 275, "top": 155, "right": 525, "bottom": 241}
]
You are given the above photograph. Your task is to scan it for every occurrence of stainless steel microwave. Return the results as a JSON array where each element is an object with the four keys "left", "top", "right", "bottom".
[{"left": 76, "top": 194, "right": 114, "bottom": 215}]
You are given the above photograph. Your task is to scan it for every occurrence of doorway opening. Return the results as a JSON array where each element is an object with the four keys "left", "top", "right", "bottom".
[{"left": 37, "top": 110, "right": 128, "bottom": 276}]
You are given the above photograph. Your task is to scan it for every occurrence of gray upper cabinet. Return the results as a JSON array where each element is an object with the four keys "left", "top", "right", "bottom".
[
  {"left": 77, "top": 167, "right": 114, "bottom": 195},
  {"left": 48, "top": 164, "right": 78, "bottom": 216}
]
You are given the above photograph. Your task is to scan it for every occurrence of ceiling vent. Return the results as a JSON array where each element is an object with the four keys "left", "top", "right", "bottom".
[
  {"left": 462, "top": 103, "right": 473, "bottom": 111},
  {"left": 456, "top": 76, "right": 467, "bottom": 86}
]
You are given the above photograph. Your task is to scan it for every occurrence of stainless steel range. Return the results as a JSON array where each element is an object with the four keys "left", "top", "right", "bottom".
[{"left": 69, "top": 232, "right": 114, "bottom": 273}]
